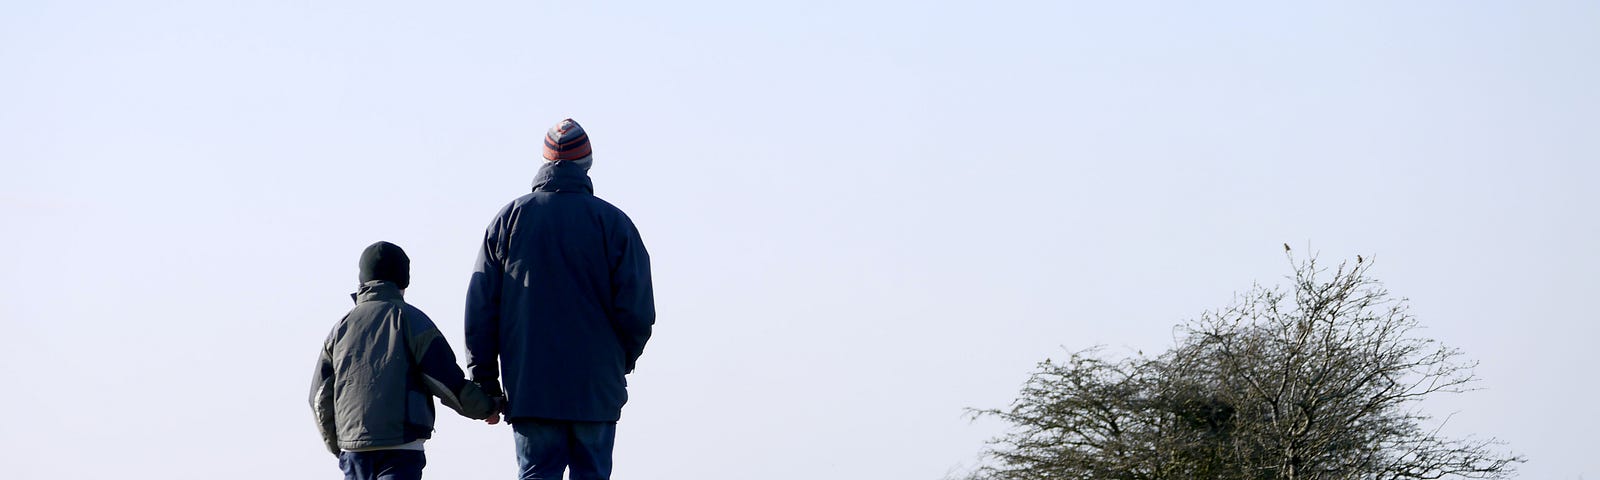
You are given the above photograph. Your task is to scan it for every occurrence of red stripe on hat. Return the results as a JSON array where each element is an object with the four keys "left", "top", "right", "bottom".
[{"left": 543, "top": 140, "right": 593, "bottom": 160}]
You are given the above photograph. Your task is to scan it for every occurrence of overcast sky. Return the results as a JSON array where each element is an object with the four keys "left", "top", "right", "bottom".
[{"left": 2, "top": 1, "right": 1596, "bottom": 479}]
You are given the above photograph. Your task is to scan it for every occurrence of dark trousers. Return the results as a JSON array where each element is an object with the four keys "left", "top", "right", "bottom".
[
  {"left": 338, "top": 449, "right": 426, "bottom": 480},
  {"left": 512, "top": 419, "right": 618, "bottom": 480}
]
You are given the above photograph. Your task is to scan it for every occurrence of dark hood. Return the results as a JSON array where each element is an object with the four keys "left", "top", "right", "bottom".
[
  {"left": 531, "top": 157, "right": 595, "bottom": 194},
  {"left": 350, "top": 280, "right": 405, "bottom": 304}
]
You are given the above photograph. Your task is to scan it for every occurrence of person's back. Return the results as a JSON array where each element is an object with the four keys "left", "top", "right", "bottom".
[
  {"left": 465, "top": 119, "right": 654, "bottom": 480},
  {"left": 311, "top": 241, "right": 498, "bottom": 480}
]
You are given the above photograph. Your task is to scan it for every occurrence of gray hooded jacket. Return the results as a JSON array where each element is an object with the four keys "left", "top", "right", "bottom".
[{"left": 310, "top": 281, "right": 496, "bottom": 455}]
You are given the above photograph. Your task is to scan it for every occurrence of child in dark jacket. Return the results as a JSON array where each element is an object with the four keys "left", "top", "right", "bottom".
[{"left": 311, "top": 241, "right": 499, "bottom": 480}]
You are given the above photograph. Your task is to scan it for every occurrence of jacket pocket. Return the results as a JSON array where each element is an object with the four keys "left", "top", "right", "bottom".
[{"left": 405, "top": 389, "right": 435, "bottom": 435}]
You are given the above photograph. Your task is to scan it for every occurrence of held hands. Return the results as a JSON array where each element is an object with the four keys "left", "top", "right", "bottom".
[
  {"left": 471, "top": 379, "right": 506, "bottom": 425},
  {"left": 485, "top": 396, "right": 507, "bottom": 425}
]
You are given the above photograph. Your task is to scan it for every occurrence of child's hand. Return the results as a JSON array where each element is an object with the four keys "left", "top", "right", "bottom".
[{"left": 485, "top": 396, "right": 506, "bottom": 425}]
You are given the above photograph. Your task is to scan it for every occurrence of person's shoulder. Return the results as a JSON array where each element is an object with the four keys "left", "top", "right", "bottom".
[
  {"left": 587, "top": 195, "right": 634, "bottom": 219},
  {"left": 510, "top": 192, "right": 540, "bottom": 204},
  {"left": 326, "top": 302, "right": 387, "bottom": 343},
  {"left": 398, "top": 302, "right": 441, "bottom": 329},
  {"left": 397, "top": 301, "right": 431, "bottom": 319},
  {"left": 482, "top": 194, "right": 541, "bottom": 230},
  {"left": 349, "top": 296, "right": 414, "bottom": 315},
  {"left": 498, "top": 193, "right": 540, "bottom": 215},
  {"left": 343, "top": 301, "right": 384, "bottom": 320},
  {"left": 588, "top": 196, "right": 643, "bottom": 238},
  {"left": 323, "top": 310, "right": 356, "bottom": 343}
]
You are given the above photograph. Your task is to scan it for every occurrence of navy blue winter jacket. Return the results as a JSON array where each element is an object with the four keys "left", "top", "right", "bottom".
[{"left": 464, "top": 159, "right": 654, "bottom": 422}]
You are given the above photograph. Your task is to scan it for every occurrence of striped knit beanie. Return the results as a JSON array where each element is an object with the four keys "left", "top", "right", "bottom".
[{"left": 542, "top": 118, "right": 593, "bottom": 162}]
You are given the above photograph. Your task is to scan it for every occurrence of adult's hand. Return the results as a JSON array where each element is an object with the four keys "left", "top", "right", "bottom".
[{"left": 485, "top": 396, "right": 506, "bottom": 425}]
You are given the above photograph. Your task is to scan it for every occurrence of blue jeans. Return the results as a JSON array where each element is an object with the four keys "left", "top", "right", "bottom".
[
  {"left": 512, "top": 419, "right": 617, "bottom": 480},
  {"left": 339, "top": 450, "right": 426, "bottom": 480}
]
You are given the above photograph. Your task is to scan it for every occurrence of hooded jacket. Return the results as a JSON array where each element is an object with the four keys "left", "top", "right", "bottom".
[
  {"left": 310, "top": 280, "right": 497, "bottom": 455},
  {"left": 464, "top": 158, "right": 655, "bottom": 422}
]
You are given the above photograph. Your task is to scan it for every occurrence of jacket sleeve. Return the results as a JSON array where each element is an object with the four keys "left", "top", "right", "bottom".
[
  {"left": 465, "top": 214, "right": 506, "bottom": 396},
  {"left": 407, "top": 311, "right": 497, "bottom": 420},
  {"left": 309, "top": 340, "right": 340, "bottom": 456},
  {"left": 610, "top": 214, "right": 655, "bottom": 374}
]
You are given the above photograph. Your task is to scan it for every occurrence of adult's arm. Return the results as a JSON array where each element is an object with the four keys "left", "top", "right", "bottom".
[
  {"left": 610, "top": 214, "right": 655, "bottom": 374},
  {"left": 465, "top": 214, "right": 507, "bottom": 396}
]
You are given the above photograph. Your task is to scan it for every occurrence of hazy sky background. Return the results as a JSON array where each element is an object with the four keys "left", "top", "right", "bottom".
[{"left": 2, "top": 1, "right": 1596, "bottom": 479}]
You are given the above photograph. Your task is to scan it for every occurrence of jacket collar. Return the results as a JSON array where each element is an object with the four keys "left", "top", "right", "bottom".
[
  {"left": 350, "top": 280, "right": 405, "bottom": 304},
  {"left": 530, "top": 157, "right": 595, "bottom": 194}
]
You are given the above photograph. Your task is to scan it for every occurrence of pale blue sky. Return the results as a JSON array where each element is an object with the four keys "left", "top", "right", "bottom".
[{"left": 1, "top": 1, "right": 1596, "bottom": 479}]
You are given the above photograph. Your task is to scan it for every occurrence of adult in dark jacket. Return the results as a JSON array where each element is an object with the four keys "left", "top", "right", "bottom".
[
  {"left": 465, "top": 118, "right": 654, "bottom": 480},
  {"left": 312, "top": 241, "right": 498, "bottom": 480}
]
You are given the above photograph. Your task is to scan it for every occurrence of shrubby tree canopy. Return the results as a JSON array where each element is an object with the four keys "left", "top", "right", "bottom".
[{"left": 967, "top": 255, "right": 1522, "bottom": 480}]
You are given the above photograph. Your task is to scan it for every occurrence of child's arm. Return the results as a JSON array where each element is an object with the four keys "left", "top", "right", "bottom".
[
  {"left": 407, "top": 310, "right": 498, "bottom": 420},
  {"left": 308, "top": 342, "right": 340, "bottom": 456}
]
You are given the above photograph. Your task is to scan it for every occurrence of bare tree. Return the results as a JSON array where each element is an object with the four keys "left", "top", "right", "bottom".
[{"left": 966, "top": 254, "right": 1522, "bottom": 480}]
